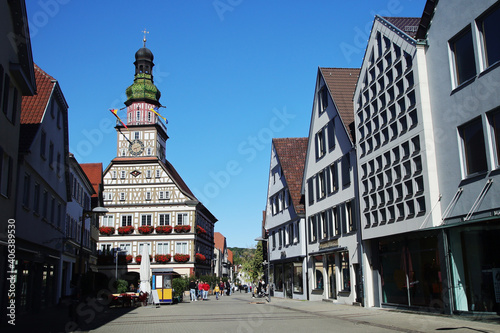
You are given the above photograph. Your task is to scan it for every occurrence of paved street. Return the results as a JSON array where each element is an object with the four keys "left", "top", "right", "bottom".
[{"left": 9, "top": 292, "right": 500, "bottom": 333}]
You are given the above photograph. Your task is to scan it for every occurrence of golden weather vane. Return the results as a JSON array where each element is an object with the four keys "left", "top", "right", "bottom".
[{"left": 142, "top": 29, "right": 149, "bottom": 47}]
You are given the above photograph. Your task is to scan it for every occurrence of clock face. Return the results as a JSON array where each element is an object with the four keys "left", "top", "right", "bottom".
[{"left": 129, "top": 139, "right": 144, "bottom": 156}]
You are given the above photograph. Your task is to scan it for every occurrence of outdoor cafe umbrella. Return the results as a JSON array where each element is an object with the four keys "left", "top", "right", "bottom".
[{"left": 139, "top": 246, "right": 151, "bottom": 294}]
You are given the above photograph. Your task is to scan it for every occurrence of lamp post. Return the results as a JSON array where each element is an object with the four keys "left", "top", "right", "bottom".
[
  {"left": 255, "top": 236, "right": 270, "bottom": 303},
  {"left": 78, "top": 206, "right": 108, "bottom": 299}
]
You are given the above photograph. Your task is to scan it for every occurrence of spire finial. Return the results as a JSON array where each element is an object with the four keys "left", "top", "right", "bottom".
[{"left": 142, "top": 29, "right": 149, "bottom": 47}]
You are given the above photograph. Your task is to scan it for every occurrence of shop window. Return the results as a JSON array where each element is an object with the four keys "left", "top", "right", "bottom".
[
  {"left": 274, "top": 265, "right": 283, "bottom": 292},
  {"left": 293, "top": 263, "right": 303, "bottom": 294},
  {"left": 450, "top": 27, "right": 477, "bottom": 86},
  {"left": 340, "top": 251, "right": 350, "bottom": 291},
  {"left": 314, "top": 256, "right": 324, "bottom": 290}
]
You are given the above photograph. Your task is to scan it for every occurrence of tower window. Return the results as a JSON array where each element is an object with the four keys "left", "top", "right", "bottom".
[
  {"left": 148, "top": 112, "right": 152, "bottom": 122},
  {"left": 134, "top": 132, "right": 140, "bottom": 140},
  {"left": 136, "top": 111, "right": 140, "bottom": 122}
]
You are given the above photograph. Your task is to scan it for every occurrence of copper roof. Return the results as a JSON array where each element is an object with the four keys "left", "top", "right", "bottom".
[
  {"left": 272, "top": 137, "right": 308, "bottom": 215},
  {"left": 319, "top": 67, "right": 360, "bottom": 142},
  {"left": 383, "top": 17, "right": 421, "bottom": 38},
  {"left": 81, "top": 163, "right": 103, "bottom": 198}
]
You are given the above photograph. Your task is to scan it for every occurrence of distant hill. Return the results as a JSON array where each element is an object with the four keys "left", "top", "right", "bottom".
[{"left": 228, "top": 247, "right": 255, "bottom": 266}]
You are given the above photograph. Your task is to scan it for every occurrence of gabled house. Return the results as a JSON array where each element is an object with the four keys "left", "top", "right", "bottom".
[
  {"left": 266, "top": 137, "right": 308, "bottom": 300},
  {"left": 17, "top": 64, "right": 70, "bottom": 312},
  {"left": 303, "top": 68, "right": 362, "bottom": 304},
  {"left": 353, "top": 14, "right": 443, "bottom": 311},
  {"left": 214, "top": 232, "right": 228, "bottom": 278}
]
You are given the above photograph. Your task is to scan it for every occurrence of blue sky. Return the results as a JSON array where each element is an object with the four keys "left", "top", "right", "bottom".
[{"left": 26, "top": 0, "right": 425, "bottom": 248}]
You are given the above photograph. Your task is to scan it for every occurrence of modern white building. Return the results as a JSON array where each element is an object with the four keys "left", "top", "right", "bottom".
[
  {"left": 266, "top": 137, "right": 308, "bottom": 300},
  {"left": 421, "top": 0, "right": 500, "bottom": 314},
  {"left": 303, "top": 68, "right": 362, "bottom": 304}
]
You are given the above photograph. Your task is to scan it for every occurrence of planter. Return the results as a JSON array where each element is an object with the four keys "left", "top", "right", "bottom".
[
  {"left": 196, "top": 226, "right": 207, "bottom": 235},
  {"left": 155, "top": 225, "right": 173, "bottom": 234},
  {"left": 99, "top": 227, "right": 115, "bottom": 235},
  {"left": 125, "top": 255, "right": 133, "bottom": 263},
  {"left": 173, "top": 254, "right": 190, "bottom": 262},
  {"left": 154, "top": 254, "right": 171, "bottom": 263},
  {"left": 174, "top": 225, "right": 191, "bottom": 233},
  {"left": 135, "top": 255, "right": 152, "bottom": 264},
  {"left": 195, "top": 253, "right": 206, "bottom": 263},
  {"left": 118, "top": 226, "right": 134, "bottom": 235},
  {"left": 138, "top": 225, "right": 154, "bottom": 234}
]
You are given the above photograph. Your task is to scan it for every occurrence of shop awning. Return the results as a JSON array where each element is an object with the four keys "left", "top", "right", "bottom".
[{"left": 308, "top": 246, "right": 347, "bottom": 256}]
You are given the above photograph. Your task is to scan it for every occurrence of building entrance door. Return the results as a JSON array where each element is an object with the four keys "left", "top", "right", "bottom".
[{"left": 327, "top": 254, "right": 336, "bottom": 299}]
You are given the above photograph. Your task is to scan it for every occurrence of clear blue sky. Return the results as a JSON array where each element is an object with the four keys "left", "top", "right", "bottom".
[{"left": 26, "top": 0, "right": 425, "bottom": 248}]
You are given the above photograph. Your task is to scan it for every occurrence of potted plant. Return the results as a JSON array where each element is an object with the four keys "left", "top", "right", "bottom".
[
  {"left": 195, "top": 253, "right": 206, "bottom": 262},
  {"left": 174, "top": 225, "right": 191, "bottom": 233},
  {"left": 135, "top": 255, "right": 152, "bottom": 264},
  {"left": 173, "top": 253, "right": 190, "bottom": 262},
  {"left": 154, "top": 254, "right": 171, "bottom": 263},
  {"left": 99, "top": 226, "right": 115, "bottom": 235},
  {"left": 125, "top": 255, "right": 133, "bottom": 263},
  {"left": 196, "top": 226, "right": 207, "bottom": 235},
  {"left": 118, "top": 226, "right": 134, "bottom": 234},
  {"left": 155, "top": 225, "right": 173, "bottom": 234},
  {"left": 138, "top": 225, "right": 154, "bottom": 234}
]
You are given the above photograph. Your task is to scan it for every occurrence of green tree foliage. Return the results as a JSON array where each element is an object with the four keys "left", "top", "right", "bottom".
[{"left": 116, "top": 279, "right": 128, "bottom": 294}]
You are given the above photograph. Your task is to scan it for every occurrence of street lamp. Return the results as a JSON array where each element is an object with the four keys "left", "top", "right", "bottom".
[
  {"left": 78, "top": 206, "right": 108, "bottom": 299},
  {"left": 255, "top": 236, "right": 271, "bottom": 303}
]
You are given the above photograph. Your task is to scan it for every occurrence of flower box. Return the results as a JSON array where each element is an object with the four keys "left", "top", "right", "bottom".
[
  {"left": 155, "top": 225, "right": 173, "bottom": 234},
  {"left": 138, "top": 225, "right": 154, "bottom": 234},
  {"left": 196, "top": 226, "right": 207, "bottom": 235},
  {"left": 173, "top": 254, "right": 190, "bottom": 262},
  {"left": 154, "top": 254, "right": 171, "bottom": 263},
  {"left": 125, "top": 255, "right": 133, "bottom": 263},
  {"left": 99, "top": 227, "right": 115, "bottom": 235},
  {"left": 174, "top": 225, "right": 191, "bottom": 233},
  {"left": 118, "top": 226, "right": 134, "bottom": 235},
  {"left": 135, "top": 255, "right": 152, "bottom": 264},
  {"left": 195, "top": 253, "right": 206, "bottom": 262}
]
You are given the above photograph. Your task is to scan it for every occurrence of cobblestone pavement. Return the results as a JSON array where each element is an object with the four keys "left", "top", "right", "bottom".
[{"left": 6, "top": 292, "right": 500, "bottom": 333}]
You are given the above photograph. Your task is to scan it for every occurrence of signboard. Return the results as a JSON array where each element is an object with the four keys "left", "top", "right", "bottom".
[
  {"left": 319, "top": 239, "right": 338, "bottom": 250},
  {"left": 150, "top": 292, "right": 160, "bottom": 306}
]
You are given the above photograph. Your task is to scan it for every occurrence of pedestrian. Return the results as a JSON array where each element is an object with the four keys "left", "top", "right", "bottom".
[
  {"left": 225, "top": 280, "right": 231, "bottom": 296},
  {"left": 214, "top": 284, "right": 220, "bottom": 300},
  {"left": 198, "top": 280, "right": 204, "bottom": 300},
  {"left": 219, "top": 280, "right": 224, "bottom": 297},
  {"left": 189, "top": 279, "right": 197, "bottom": 302},
  {"left": 202, "top": 281, "right": 210, "bottom": 300}
]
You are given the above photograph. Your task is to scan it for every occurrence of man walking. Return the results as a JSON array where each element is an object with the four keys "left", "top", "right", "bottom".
[{"left": 189, "top": 279, "right": 197, "bottom": 302}]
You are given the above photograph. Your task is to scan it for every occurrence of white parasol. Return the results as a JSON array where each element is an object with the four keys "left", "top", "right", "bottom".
[{"left": 139, "top": 245, "right": 151, "bottom": 294}]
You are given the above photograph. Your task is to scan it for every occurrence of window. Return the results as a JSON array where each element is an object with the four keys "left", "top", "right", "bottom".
[
  {"left": 314, "top": 256, "right": 324, "bottom": 290},
  {"left": 175, "top": 242, "right": 188, "bottom": 255},
  {"left": 102, "top": 215, "right": 114, "bottom": 227},
  {"left": 33, "top": 182, "right": 40, "bottom": 213},
  {"left": 307, "top": 177, "right": 314, "bottom": 205},
  {"left": 342, "top": 154, "right": 351, "bottom": 186},
  {"left": 141, "top": 214, "right": 152, "bottom": 226},
  {"left": 459, "top": 117, "right": 487, "bottom": 175},
  {"left": 451, "top": 27, "right": 476, "bottom": 86},
  {"left": 103, "top": 192, "right": 112, "bottom": 201},
  {"left": 156, "top": 169, "right": 161, "bottom": 178},
  {"left": 50, "top": 196, "right": 55, "bottom": 223},
  {"left": 157, "top": 242, "right": 170, "bottom": 255},
  {"left": 42, "top": 190, "right": 48, "bottom": 218},
  {"left": 56, "top": 153, "right": 61, "bottom": 176},
  {"left": 2, "top": 75, "right": 10, "bottom": 116},
  {"left": 319, "top": 85, "right": 328, "bottom": 113},
  {"left": 145, "top": 191, "right": 151, "bottom": 200},
  {"left": 118, "top": 243, "right": 131, "bottom": 255},
  {"left": 146, "top": 170, "right": 152, "bottom": 178},
  {"left": 120, "top": 192, "right": 126, "bottom": 201},
  {"left": 159, "top": 213, "right": 170, "bottom": 226},
  {"left": 111, "top": 170, "right": 117, "bottom": 179},
  {"left": 272, "top": 231, "right": 276, "bottom": 249},
  {"left": 334, "top": 206, "right": 340, "bottom": 236},
  {"left": 120, "top": 170, "right": 126, "bottom": 179},
  {"left": 340, "top": 251, "right": 350, "bottom": 291},
  {"left": 328, "top": 162, "right": 338, "bottom": 193},
  {"left": 317, "top": 170, "right": 326, "bottom": 200},
  {"left": 177, "top": 213, "right": 188, "bottom": 225},
  {"left": 315, "top": 128, "right": 326, "bottom": 159},
  {"left": 40, "top": 131, "right": 46, "bottom": 158},
  {"left": 346, "top": 201, "right": 356, "bottom": 232},
  {"left": 294, "top": 221, "right": 300, "bottom": 243},
  {"left": 22, "top": 173, "right": 30, "bottom": 207},
  {"left": 49, "top": 142, "right": 54, "bottom": 168},
  {"left": 121, "top": 215, "right": 132, "bottom": 226},
  {"left": 309, "top": 216, "right": 317, "bottom": 243},
  {"left": 139, "top": 242, "right": 152, "bottom": 255},
  {"left": 479, "top": 4, "right": 500, "bottom": 67},
  {"left": 0, "top": 150, "right": 12, "bottom": 198},
  {"left": 159, "top": 191, "right": 169, "bottom": 200}
]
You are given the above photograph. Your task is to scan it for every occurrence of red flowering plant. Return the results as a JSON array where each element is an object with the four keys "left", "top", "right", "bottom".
[
  {"left": 125, "top": 255, "right": 133, "bottom": 263},
  {"left": 118, "top": 226, "right": 134, "bottom": 235},
  {"left": 138, "top": 225, "right": 154, "bottom": 234},
  {"left": 135, "top": 255, "right": 152, "bottom": 264},
  {"left": 174, "top": 225, "right": 191, "bottom": 233},
  {"left": 155, "top": 225, "right": 173, "bottom": 234},
  {"left": 173, "top": 254, "right": 190, "bottom": 262},
  {"left": 196, "top": 226, "right": 207, "bottom": 235},
  {"left": 99, "top": 227, "right": 115, "bottom": 236},
  {"left": 195, "top": 253, "right": 206, "bottom": 262},
  {"left": 154, "top": 254, "right": 171, "bottom": 263}
]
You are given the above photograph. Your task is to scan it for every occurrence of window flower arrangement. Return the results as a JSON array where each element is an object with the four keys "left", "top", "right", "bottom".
[
  {"left": 195, "top": 253, "right": 206, "bottom": 262},
  {"left": 173, "top": 254, "right": 190, "bottom": 262},
  {"left": 174, "top": 225, "right": 191, "bottom": 233},
  {"left": 155, "top": 225, "right": 173, "bottom": 234},
  {"left": 135, "top": 255, "right": 152, "bottom": 264},
  {"left": 138, "top": 225, "right": 154, "bottom": 234},
  {"left": 118, "top": 226, "right": 134, "bottom": 234},
  {"left": 154, "top": 254, "right": 171, "bottom": 263},
  {"left": 196, "top": 226, "right": 207, "bottom": 235},
  {"left": 125, "top": 255, "right": 133, "bottom": 263},
  {"left": 99, "top": 227, "right": 115, "bottom": 235}
]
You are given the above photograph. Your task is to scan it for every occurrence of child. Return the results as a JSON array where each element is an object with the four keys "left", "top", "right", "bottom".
[{"left": 214, "top": 284, "right": 220, "bottom": 300}]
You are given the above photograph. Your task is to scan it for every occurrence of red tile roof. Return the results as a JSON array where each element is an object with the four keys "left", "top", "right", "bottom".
[
  {"left": 319, "top": 68, "right": 360, "bottom": 142},
  {"left": 383, "top": 17, "right": 421, "bottom": 38},
  {"left": 272, "top": 137, "right": 308, "bottom": 215},
  {"left": 227, "top": 249, "right": 233, "bottom": 265},
  {"left": 214, "top": 232, "right": 226, "bottom": 251},
  {"left": 81, "top": 163, "right": 103, "bottom": 198},
  {"left": 20, "top": 64, "right": 55, "bottom": 124}
]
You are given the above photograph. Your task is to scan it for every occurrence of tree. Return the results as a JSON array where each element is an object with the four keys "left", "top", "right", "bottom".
[{"left": 248, "top": 241, "right": 264, "bottom": 281}]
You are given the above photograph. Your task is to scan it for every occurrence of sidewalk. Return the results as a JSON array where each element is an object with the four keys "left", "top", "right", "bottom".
[{"left": 266, "top": 296, "right": 500, "bottom": 333}]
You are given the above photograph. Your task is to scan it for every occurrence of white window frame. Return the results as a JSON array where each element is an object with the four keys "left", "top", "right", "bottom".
[
  {"left": 159, "top": 213, "right": 170, "bottom": 226},
  {"left": 138, "top": 242, "right": 152, "bottom": 255},
  {"left": 118, "top": 243, "right": 131, "bottom": 255},
  {"left": 120, "top": 192, "right": 126, "bottom": 201},
  {"left": 102, "top": 215, "right": 114, "bottom": 227},
  {"left": 120, "top": 170, "right": 126, "bottom": 179},
  {"left": 141, "top": 214, "right": 152, "bottom": 226},
  {"left": 177, "top": 213, "right": 188, "bottom": 225},
  {"left": 175, "top": 241, "right": 188, "bottom": 255},
  {"left": 121, "top": 214, "right": 132, "bottom": 226},
  {"left": 157, "top": 242, "right": 170, "bottom": 255}
]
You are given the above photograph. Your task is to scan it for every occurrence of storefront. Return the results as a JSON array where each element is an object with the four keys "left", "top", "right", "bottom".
[
  {"left": 271, "top": 257, "right": 306, "bottom": 300},
  {"left": 447, "top": 220, "right": 500, "bottom": 314}
]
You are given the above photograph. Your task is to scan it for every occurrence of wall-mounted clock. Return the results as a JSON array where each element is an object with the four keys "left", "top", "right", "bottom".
[{"left": 129, "top": 139, "right": 144, "bottom": 156}]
